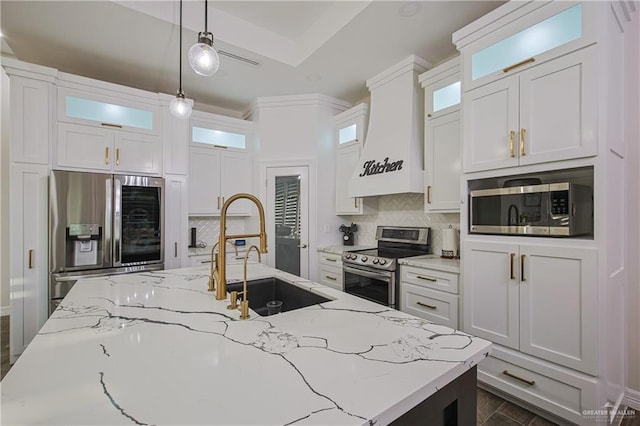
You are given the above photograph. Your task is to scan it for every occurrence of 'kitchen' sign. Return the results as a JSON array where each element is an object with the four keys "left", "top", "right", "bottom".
[{"left": 359, "top": 157, "right": 404, "bottom": 177}]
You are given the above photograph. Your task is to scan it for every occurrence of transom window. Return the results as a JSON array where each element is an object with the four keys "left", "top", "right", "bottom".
[{"left": 192, "top": 126, "right": 246, "bottom": 149}]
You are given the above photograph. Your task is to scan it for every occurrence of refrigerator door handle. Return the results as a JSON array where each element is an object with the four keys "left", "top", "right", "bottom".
[
  {"left": 105, "top": 177, "right": 113, "bottom": 266},
  {"left": 113, "top": 177, "right": 122, "bottom": 266}
]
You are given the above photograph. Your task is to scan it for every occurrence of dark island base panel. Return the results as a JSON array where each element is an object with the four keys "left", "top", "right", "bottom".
[{"left": 391, "top": 366, "right": 477, "bottom": 426}]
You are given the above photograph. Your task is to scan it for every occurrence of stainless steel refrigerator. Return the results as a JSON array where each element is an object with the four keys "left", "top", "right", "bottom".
[{"left": 49, "top": 170, "right": 164, "bottom": 314}]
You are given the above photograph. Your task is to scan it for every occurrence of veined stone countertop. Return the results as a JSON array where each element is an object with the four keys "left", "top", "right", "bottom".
[
  {"left": 1, "top": 263, "right": 489, "bottom": 425},
  {"left": 398, "top": 255, "right": 461, "bottom": 274},
  {"left": 317, "top": 245, "right": 374, "bottom": 255}
]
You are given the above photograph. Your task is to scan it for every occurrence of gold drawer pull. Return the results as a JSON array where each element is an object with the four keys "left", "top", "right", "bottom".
[
  {"left": 325, "top": 258, "right": 337, "bottom": 262},
  {"left": 509, "top": 130, "right": 515, "bottom": 158},
  {"left": 174, "top": 242, "right": 178, "bottom": 258},
  {"left": 427, "top": 186, "right": 432, "bottom": 204},
  {"left": 325, "top": 276, "right": 337, "bottom": 281},
  {"left": 105, "top": 147, "right": 109, "bottom": 164},
  {"left": 28, "top": 249, "right": 34, "bottom": 269},
  {"left": 416, "top": 301, "right": 436, "bottom": 309},
  {"left": 116, "top": 148, "right": 120, "bottom": 166},
  {"left": 217, "top": 196, "right": 221, "bottom": 209},
  {"left": 503, "top": 57, "right": 535, "bottom": 73},
  {"left": 200, "top": 260, "right": 212, "bottom": 264},
  {"left": 417, "top": 275, "right": 437, "bottom": 282},
  {"left": 502, "top": 370, "right": 535, "bottom": 386},
  {"left": 354, "top": 198, "right": 359, "bottom": 209},
  {"left": 521, "top": 254, "right": 526, "bottom": 282},
  {"left": 101, "top": 122, "right": 122, "bottom": 129},
  {"left": 510, "top": 253, "right": 515, "bottom": 280},
  {"left": 520, "top": 129, "right": 526, "bottom": 156}
]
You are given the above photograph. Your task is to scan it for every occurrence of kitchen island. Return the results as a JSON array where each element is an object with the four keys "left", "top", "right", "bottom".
[{"left": 1, "top": 263, "right": 491, "bottom": 425}]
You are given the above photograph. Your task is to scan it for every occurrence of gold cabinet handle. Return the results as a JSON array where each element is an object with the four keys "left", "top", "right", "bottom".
[
  {"left": 217, "top": 196, "right": 221, "bottom": 209},
  {"left": 28, "top": 249, "right": 33, "bottom": 269},
  {"left": 325, "top": 258, "right": 337, "bottom": 262},
  {"left": 116, "top": 148, "right": 120, "bottom": 166},
  {"left": 101, "top": 122, "right": 122, "bottom": 129},
  {"left": 510, "top": 253, "right": 515, "bottom": 280},
  {"left": 354, "top": 198, "right": 359, "bottom": 209},
  {"left": 427, "top": 186, "right": 432, "bottom": 204},
  {"left": 521, "top": 254, "right": 526, "bottom": 282},
  {"left": 502, "top": 370, "right": 535, "bottom": 386},
  {"left": 417, "top": 275, "right": 437, "bottom": 282},
  {"left": 503, "top": 57, "right": 535, "bottom": 73},
  {"left": 520, "top": 129, "right": 526, "bottom": 156},
  {"left": 416, "top": 301, "right": 437, "bottom": 309},
  {"left": 325, "top": 276, "right": 337, "bottom": 281},
  {"left": 174, "top": 242, "right": 178, "bottom": 258},
  {"left": 105, "top": 147, "right": 109, "bottom": 164},
  {"left": 509, "top": 130, "right": 516, "bottom": 158}
]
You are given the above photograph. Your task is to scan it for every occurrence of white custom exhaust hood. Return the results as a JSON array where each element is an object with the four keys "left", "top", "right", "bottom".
[{"left": 349, "top": 55, "right": 431, "bottom": 198}]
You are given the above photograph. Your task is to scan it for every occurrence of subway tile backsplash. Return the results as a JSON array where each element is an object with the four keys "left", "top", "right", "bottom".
[
  {"left": 188, "top": 217, "right": 246, "bottom": 249},
  {"left": 339, "top": 193, "right": 460, "bottom": 255}
]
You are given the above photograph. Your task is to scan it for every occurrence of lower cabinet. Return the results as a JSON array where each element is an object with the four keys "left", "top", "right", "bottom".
[
  {"left": 463, "top": 240, "right": 597, "bottom": 375},
  {"left": 400, "top": 264, "right": 460, "bottom": 329},
  {"left": 9, "top": 164, "right": 49, "bottom": 362},
  {"left": 164, "top": 175, "right": 188, "bottom": 270},
  {"left": 317, "top": 252, "right": 343, "bottom": 291},
  {"left": 479, "top": 345, "right": 597, "bottom": 425}
]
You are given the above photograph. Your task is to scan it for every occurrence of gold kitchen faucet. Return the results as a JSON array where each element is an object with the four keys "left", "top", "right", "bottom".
[
  {"left": 228, "top": 244, "right": 262, "bottom": 319},
  {"left": 208, "top": 239, "right": 238, "bottom": 292},
  {"left": 213, "top": 193, "right": 268, "bottom": 301}
]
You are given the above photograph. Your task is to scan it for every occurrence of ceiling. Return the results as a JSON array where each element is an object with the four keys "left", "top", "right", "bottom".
[{"left": 1, "top": 0, "right": 505, "bottom": 115}]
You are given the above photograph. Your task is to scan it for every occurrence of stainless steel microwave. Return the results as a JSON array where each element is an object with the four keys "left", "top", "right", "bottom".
[{"left": 469, "top": 182, "right": 593, "bottom": 237}]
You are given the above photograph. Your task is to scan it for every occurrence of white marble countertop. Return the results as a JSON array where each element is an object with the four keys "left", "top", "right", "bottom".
[
  {"left": 398, "top": 255, "right": 461, "bottom": 274},
  {"left": 1, "top": 263, "right": 490, "bottom": 425},
  {"left": 317, "top": 245, "right": 374, "bottom": 255}
]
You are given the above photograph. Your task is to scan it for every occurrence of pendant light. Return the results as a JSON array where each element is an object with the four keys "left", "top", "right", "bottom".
[
  {"left": 189, "top": 0, "right": 220, "bottom": 76},
  {"left": 170, "top": 0, "right": 192, "bottom": 119}
]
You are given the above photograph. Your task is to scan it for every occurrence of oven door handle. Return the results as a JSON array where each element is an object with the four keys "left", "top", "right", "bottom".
[{"left": 343, "top": 265, "right": 393, "bottom": 280}]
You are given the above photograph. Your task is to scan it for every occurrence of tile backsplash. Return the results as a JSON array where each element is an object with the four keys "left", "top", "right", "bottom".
[
  {"left": 340, "top": 193, "right": 460, "bottom": 255},
  {"left": 188, "top": 217, "right": 246, "bottom": 249}
]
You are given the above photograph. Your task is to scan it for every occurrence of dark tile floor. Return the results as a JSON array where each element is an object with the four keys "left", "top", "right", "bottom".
[{"left": 0, "top": 315, "right": 638, "bottom": 425}]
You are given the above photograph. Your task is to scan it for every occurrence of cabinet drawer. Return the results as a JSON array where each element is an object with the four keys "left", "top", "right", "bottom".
[
  {"left": 401, "top": 265, "right": 459, "bottom": 294},
  {"left": 319, "top": 265, "right": 343, "bottom": 291},
  {"left": 318, "top": 253, "right": 343, "bottom": 268},
  {"left": 189, "top": 254, "right": 212, "bottom": 267},
  {"left": 478, "top": 346, "right": 597, "bottom": 425},
  {"left": 400, "top": 283, "right": 458, "bottom": 329}
]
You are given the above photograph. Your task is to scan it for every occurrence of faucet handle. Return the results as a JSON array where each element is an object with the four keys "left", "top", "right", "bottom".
[{"left": 227, "top": 291, "right": 239, "bottom": 310}]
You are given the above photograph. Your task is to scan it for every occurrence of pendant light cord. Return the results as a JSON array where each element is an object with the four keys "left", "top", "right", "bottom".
[
  {"left": 204, "top": 0, "right": 208, "bottom": 32},
  {"left": 179, "top": 0, "right": 183, "bottom": 92}
]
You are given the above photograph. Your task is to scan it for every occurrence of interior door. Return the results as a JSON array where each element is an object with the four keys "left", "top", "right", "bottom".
[{"left": 265, "top": 166, "right": 309, "bottom": 278}]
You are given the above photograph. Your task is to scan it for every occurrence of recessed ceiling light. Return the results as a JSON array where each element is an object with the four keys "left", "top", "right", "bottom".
[
  {"left": 399, "top": 2, "right": 421, "bottom": 18},
  {"left": 306, "top": 74, "right": 322, "bottom": 82}
]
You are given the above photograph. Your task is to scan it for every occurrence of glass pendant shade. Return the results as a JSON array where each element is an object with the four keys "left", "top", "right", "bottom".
[
  {"left": 170, "top": 90, "right": 192, "bottom": 119},
  {"left": 189, "top": 32, "right": 220, "bottom": 76}
]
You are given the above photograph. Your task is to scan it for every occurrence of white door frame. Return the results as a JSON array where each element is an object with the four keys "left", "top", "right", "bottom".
[{"left": 260, "top": 159, "right": 316, "bottom": 279}]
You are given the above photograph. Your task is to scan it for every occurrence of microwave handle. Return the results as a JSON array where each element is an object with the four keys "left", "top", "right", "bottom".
[{"left": 113, "top": 178, "right": 122, "bottom": 266}]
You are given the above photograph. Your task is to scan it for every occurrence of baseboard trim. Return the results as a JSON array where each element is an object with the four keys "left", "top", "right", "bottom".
[
  {"left": 0, "top": 305, "right": 10, "bottom": 317},
  {"left": 624, "top": 387, "right": 640, "bottom": 410}
]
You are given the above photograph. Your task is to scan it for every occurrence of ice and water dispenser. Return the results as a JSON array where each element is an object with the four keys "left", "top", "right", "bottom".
[{"left": 66, "top": 224, "right": 102, "bottom": 268}]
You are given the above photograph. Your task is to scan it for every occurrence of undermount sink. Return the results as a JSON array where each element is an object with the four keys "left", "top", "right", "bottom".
[{"left": 227, "top": 277, "right": 331, "bottom": 316}]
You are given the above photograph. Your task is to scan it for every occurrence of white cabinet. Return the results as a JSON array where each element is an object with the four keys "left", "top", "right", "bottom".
[
  {"left": 9, "top": 76, "right": 52, "bottom": 164},
  {"left": 420, "top": 57, "right": 462, "bottom": 213},
  {"left": 400, "top": 264, "right": 460, "bottom": 329},
  {"left": 164, "top": 175, "right": 188, "bottom": 270},
  {"left": 317, "top": 252, "right": 343, "bottom": 291},
  {"left": 334, "top": 104, "right": 376, "bottom": 215},
  {"left": 56, "top": 122, "right": 162, "bottom": 175},
  {"left": 188, "top": 147, "right": 252, "bottom": 216},
  {"left": 162, "top": 102, "right": 189, "bottom": 175},
  {"left": 463, "top": 240, "right": 597, "bottom": 374},
  {"left": 463, "top": 47, "right": 597, "bottom": 173},
  {"left": 9, "top": 164, "right": 49, "bottom": 362}
]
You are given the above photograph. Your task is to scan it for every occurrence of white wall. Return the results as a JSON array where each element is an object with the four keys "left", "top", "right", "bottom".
[
  {"left": 0, "top": 67, "right": 10, "bottom": 315},
  {"left": 624, "top": 1, "right": 640, "bottom": 399}
]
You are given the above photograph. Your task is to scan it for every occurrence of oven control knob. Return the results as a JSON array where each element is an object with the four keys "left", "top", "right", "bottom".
[
  {"left": 345, "top": 254, "right": 352, "bottom": 260},
  {"left": 373, "top": 258, "right": 379, "bottom": 264},
  {"left": 361, "top": 256, "right": 368, "bottom": 262},
  {"left": 379, "top": 259, "right": 387, "bottom": 265},
  {"left": 351, "top": 254, "right": 358, "bottom": 261}
]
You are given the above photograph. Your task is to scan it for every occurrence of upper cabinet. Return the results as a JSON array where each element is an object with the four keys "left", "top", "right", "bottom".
[
  {"left": 455, "top": 2, "right": 598, "bottom": 173},
  {"left": 55, "top": 87, "right": 162, "bottom": 175},
  {"left": 188, "top": 111, "right": 253, "bottom": 216},
  {"left": 334, "top": 104, "right": 376, "bottom": 215},
  {"left": 419, "top": 57, "right": 461, "bottom": 213}
]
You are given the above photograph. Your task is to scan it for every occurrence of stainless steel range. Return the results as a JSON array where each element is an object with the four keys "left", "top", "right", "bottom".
[{"left": 342, "top": 226, "right": 430, "bottom": 309}]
